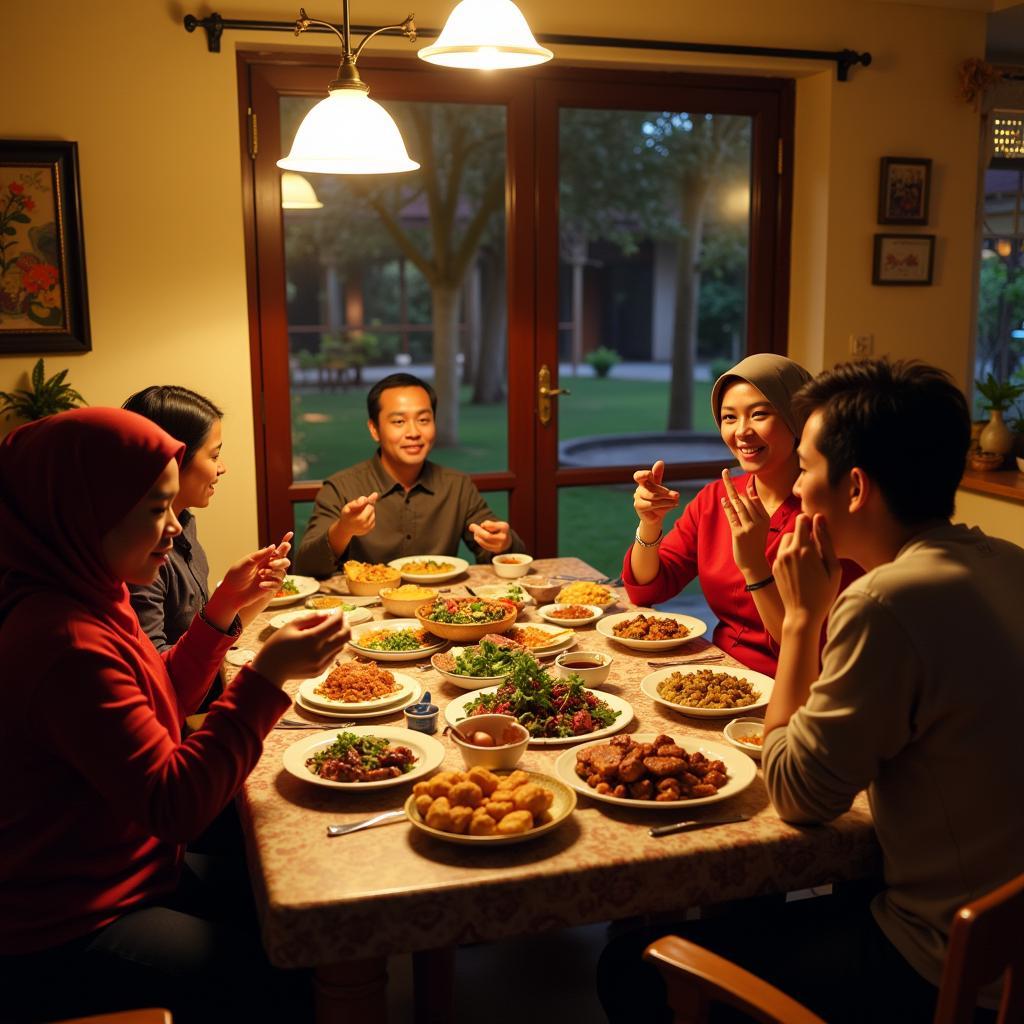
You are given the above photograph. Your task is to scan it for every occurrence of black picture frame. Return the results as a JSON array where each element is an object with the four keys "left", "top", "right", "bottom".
[
  {"left": 0, "top": 140, "right": 91, "bottom": 353},
  {"left": 877, "top": 156, "right": 931, "bottom": 226},
  {"left": 872, "top": 233, "right": 935, "bottom": 286}
]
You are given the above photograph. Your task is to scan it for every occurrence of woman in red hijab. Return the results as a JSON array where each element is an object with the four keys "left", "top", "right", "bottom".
[{"left": 0, "top": 408, "right": 348, "bottom": 1023}]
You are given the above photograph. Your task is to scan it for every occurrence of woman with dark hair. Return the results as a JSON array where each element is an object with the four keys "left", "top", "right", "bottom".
[
  {"left": 0, "top": 408, "right": 348, "bottom": 1022},
  {"left": 124, "top": 386, "right": 290, "bottom": 706},
  {"left": 624, "top": 353, "right": 861, "bottom": 675}
]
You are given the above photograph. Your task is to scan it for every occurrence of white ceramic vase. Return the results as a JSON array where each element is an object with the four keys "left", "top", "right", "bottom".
[{"left": 978, "top": 409, "right": 1013, "bottom": 457}]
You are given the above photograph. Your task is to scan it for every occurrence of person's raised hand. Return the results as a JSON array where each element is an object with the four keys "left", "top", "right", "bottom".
[
  {"left": 251, "top": 610, "right": 350, "bottom": 688},
  {"left": 632, "top": 459, "right": 679, "bottom": 526},
  {"left": 239, "top": 531, "right": 294, "bottom": 618},
  {"left": 719, "top": 470, "right": 772, "bottom": 580},
  {"left": 470, "top": 519, "right": 511, "bottom": 554},
  {"left": 340, "top": 493, "right": 378, "bottom": 538},
  {"left": 774, "top": 514, "right": 842, "bottom": 629},
  {"left": 207, "top": 541, "right": 292, "bottom": 628}
]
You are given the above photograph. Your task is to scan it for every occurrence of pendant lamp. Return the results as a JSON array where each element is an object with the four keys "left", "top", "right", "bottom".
[
  {"left": 418, "top": 0, "right": 552, "bottom": 70},
  {"left": 280, "top": 171, "right": 324, "bottom": 208},
  {"left": 276, "top": 4, "right": 420, "bottom": 175}
]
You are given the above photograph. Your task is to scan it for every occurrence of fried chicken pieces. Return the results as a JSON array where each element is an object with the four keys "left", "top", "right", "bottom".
[
  {"left": 575, "top": 733, "right": 728, "bottom": 801},
  {"left": 412, "top": 768, "right": 555, "bottom": 837}
]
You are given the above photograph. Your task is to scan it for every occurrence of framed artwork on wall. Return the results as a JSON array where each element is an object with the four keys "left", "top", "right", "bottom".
[
  {"left": 877, "top": 156, "right": 931, "bottom": 226},
  {"left": 872, "top": 233, "right": 935, "bottom": 286},
  {"left": 0, "top": 140, "right": 91, "bottom": 354}
]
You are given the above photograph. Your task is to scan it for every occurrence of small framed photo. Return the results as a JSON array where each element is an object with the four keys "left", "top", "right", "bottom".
[
  {"left": 872, "top": 233, "right": 935, "bottom": 286},
  {"left": 0, "top": 140, "right": 91, "bottom": 354},
  {"left": 877, "top": 156, "right": 931, "bottom": 225}
]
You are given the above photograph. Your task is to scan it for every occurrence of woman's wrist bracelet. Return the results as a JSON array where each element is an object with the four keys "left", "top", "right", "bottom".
[
  {"left": 199, "top": 605, "right": 243, "bottom": 637},
  {"left": 744, "top": 574, "right": 775, "bottom": 592},
  {"left": 634, "top": 529, "right": 663, "bottom": 549}
]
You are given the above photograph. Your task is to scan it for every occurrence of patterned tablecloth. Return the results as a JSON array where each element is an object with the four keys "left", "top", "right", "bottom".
[{"left": 229, "top": 558, "right": 880, "bottom": 970}]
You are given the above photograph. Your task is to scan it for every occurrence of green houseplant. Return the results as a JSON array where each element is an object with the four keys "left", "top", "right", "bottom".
[
  {"left": 585, "top": 346, "right": 621, "bottom": 379},
  {"left": 0, "top": 358, "right": 87, "bottom": 422}
]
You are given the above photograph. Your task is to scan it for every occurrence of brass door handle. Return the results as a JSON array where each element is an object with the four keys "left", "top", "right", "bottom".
[{"left": 537, "top": 364, "right": 570, "bottom": 426}]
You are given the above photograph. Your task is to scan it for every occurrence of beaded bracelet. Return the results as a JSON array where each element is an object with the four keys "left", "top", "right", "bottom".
[{"left": 634, "top": 529, "right": 663, "bottom": 549}]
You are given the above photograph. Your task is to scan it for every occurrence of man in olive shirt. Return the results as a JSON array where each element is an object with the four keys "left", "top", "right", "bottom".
[{"left": 295, "top": 373, "right": 525, "bottom": 577}]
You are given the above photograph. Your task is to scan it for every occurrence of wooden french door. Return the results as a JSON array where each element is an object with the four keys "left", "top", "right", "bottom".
[{"left": 239, "top": 54, "right": 792, "bottom": 559}]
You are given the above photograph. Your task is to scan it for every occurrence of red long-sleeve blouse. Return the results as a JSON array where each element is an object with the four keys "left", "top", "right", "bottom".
[{"left": 622, "top": 475, "right": 861, "bottom": 675}]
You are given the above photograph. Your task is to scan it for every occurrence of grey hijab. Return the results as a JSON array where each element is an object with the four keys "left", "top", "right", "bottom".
[{"left": 711, "top": 353, "right": 813, "bottom": 439}]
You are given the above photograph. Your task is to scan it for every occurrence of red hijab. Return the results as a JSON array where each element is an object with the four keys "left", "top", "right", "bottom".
[{"left": 0, "top": 408, "right": 184, "bottom": 626}]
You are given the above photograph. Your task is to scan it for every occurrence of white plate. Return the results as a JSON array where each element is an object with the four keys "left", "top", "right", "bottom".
[
  {"left": 283, "top": 726, "right": 445, "bottom": 790},
  {"left": 294, "top": 689, "right": 422, "bottom": 720},
  {"left": 444, "top": 686, "right": 634, "bottom": 747},
  {"left": 405, "top": 769, "right": 576, "bottom": 846},
  {"left": 430, "top": 650, "right": 510, "bottom": 691},
  {"left": 504, "top": 622, "right": 579, "bottom": 653},
  {"left": 553, "top": 734, "right": 757, "bottom": 810},
  {"left": 641, "top": 665, "right": 774, "bottom": 719},
  {"left": 348, "top": 619, "right": 447, "bottom": 662},
  {"left": 471, "top": 583, "right": 535, "bottom": 608},
  {"left": 536, "top": 603, "right": 605, "bottom": 627},
  {"left": 298, "top": 667, "right": 420, "bottom": 713},
  {"left": 268, "top": 575, "right": 320, "bottom": 608},
  {"left": 328, "top": 594, "right": 381, "bottom": 607},
  {"left": 596, "top": 610, "right": 708, "bottom": 651},
  {"left": 269, "top": 606, "right": 372, "bottom": 630},
  {"left": 388, "top": 555, "right": 469, "bottom": 584}
]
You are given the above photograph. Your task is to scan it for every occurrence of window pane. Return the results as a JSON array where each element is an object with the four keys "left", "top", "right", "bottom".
[
  {"left": 557, "top": 108, "right": 748, "bottom": 467},
  {"left": 281, "top": 97, "right": 509, "bottom": 486}
]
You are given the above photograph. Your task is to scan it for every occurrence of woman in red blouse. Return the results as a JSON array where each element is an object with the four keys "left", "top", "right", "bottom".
[
  {"left": 0, "top": 408, "right": 348, "bottom": 1023},
  {"left": 623, "top": 353, "right": 860, "bottom": 675}
]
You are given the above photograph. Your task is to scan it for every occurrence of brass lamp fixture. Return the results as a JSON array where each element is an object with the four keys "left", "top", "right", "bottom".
[
  {"left": 275, "top": 1, "right": 551, "bottom": 175},
  {"left": 276, "top": 2, "right": 421, "bottom": 175}
]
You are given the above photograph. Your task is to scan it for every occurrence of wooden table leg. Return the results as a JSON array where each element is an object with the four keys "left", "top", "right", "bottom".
[
  {"left": 315, "top": 957, "right": 388, "bottom": 1024},
  {"left": 413, "top": 946, "right": 455, "bottom": 1024}
]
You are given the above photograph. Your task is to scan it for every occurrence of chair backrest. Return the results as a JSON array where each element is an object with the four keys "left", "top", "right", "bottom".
[
  {"left": 934, "top": 871, "right": 1024, "bottom": 1024},
  {"left": 644, "top": 934, "right": 826, "bottom": 1024}
]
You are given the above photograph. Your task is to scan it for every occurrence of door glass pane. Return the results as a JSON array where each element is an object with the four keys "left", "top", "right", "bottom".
[
  {"left": 976, "top": 165, "right": 1024, "bottom": 415},
  {"left": 281, "top": 97, "right": 509, "bottom": 492},
  {"left": 557, "top": 108, "right": 749, "bottom": 469}
]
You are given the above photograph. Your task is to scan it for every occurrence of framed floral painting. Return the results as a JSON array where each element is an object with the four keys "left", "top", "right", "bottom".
[
  {"left": 872, "top": 233, "right": 935, "bottom": 286},
  {"left": 0, "top": 140, "right": 91, "bottom": 353},
  {"left": 877, "top": 156, "right": 931, "bottom": 226}
]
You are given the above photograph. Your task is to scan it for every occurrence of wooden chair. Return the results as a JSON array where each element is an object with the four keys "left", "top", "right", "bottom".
[
  {"left": 56, "top": 1011, "right": 172, "bottom": 1024},
  {"left": 644, "top": 872, "right": 1024, "bottom": 1024}
]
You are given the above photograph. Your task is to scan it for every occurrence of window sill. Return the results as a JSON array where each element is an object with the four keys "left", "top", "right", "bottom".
[{"left": 958, "top": 466, "right": 1024, "bottom": 503}]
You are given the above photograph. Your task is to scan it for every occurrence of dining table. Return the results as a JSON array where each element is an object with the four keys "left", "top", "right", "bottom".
[{"left": 225, "top": 557, "right": 880, "bottom": 1024}]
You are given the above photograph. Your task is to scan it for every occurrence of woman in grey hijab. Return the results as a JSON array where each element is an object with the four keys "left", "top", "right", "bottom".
[{"left": 622, "top": 353, "right": 860, "bottom": 674}]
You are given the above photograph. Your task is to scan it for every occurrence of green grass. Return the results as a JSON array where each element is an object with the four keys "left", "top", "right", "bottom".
[{"left": 290, "top": 376, "right": 716, "bottom": 574}]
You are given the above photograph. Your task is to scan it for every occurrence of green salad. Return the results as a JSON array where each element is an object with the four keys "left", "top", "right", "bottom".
[
  {"left": 359, "top": 627, "right": 431, "bottom": 651},
  {"left": 451, "top": 638, "right": 524, "bottom": 677},
  {"left": 420, "top": 597, "right": 509, "bottom": 625}
]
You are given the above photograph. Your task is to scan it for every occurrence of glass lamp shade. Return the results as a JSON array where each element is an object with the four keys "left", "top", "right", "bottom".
[
  {"left": 277, "top": 89, "right": 419, "bottom": 175},
  {"left": 418, "top": 0, "right": 553, "bottom": 69},
  {"left": 280, "top": 172, "right": 324, "bottom": 209}
]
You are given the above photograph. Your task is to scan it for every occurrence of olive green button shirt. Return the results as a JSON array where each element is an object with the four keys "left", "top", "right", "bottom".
[{"left": 294, "top": 454, "right": 526, "bottom": 578}]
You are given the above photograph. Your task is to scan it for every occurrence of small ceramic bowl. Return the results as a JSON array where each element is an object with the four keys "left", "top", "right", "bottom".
[
  {"left": 447, "top": 714, "right": 530, "bottom": 770},
  {"left": 723, "top": 717, "right": 765, "bottom": 760},
  {"left": 518, "top": 574, "right": 561, "bottom": 604},
  {"left": 968, "top": 451, "right": 1005, "bottom": 472},
  {"left": 379, "top": 586, "right": 439, "bottom": 617},
  {"left": 405, "top": 700, "right": 440, "bottom": 734},
  {"left": 553, "top": 650, "right": 613, "bottom": 687},
  {"left": 491, "top": 554, "right": 534, "bottom": 579}
]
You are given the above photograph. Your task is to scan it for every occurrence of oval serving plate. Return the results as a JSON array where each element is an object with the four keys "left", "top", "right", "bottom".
[
  {"left": 282, "top": 726, "right": 445, "bottom": 791},
  {"left": 293, "top": 688, "right": 422, "bottom": 720},
  {"left": 535, "top": 603, "right": 605, "bottom": 627},
  {"left": 552, "top": 734, "right": 756, "bottom": 810},
  {"left": 444, "top": 686, "right": 633, "bottom": 747},
  {"left": 405, "top": 769, "right": 576, "bottom": 846},
  {"left": 269, "top": 606, "right": 372, "bottom": 630},
  {"left": 640, "top": 665, "right": 774, "bottom": 719},
  {"left": 298, "top": 667, "right": 420, "bottom": 713},
  {"left": 596, "top": 610, "right": 708, "bottom": 652},
  {"left": 348, "top": 619, "right": 446, "bottom": 662},
  {"left": 387, "top": 555, "right": 469, "bottom": 584}
]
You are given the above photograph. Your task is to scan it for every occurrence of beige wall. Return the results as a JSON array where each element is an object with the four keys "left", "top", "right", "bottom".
[{"left": 3, "top": 0, "right": 1007, "bottom": 576}]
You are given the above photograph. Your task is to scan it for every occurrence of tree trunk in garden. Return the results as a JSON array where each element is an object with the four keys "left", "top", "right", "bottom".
[
  {"left": 432, "top": 283, "right": 461, "bottom": 446},
  {"left": 474, "top": 246, "right": 507, "bottom": 404},
  {"left": 668, "top": 172, "right": 711, "bottom": 431}
]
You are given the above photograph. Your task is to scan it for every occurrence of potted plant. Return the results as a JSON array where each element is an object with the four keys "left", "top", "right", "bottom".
[
  {"left": 974, "top": 374, "right": 1024, "bottom": 461},
  {"left": 585, "top": 346, "right": 621, "bottom": 379},
  {"left": 0, "top": 358, "right": 87, "bottom": 423}
]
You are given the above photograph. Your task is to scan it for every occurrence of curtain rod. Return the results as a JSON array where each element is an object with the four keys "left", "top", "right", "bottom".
[{"left": 182, "top": 12, "right": 871, "bottom": 81}]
